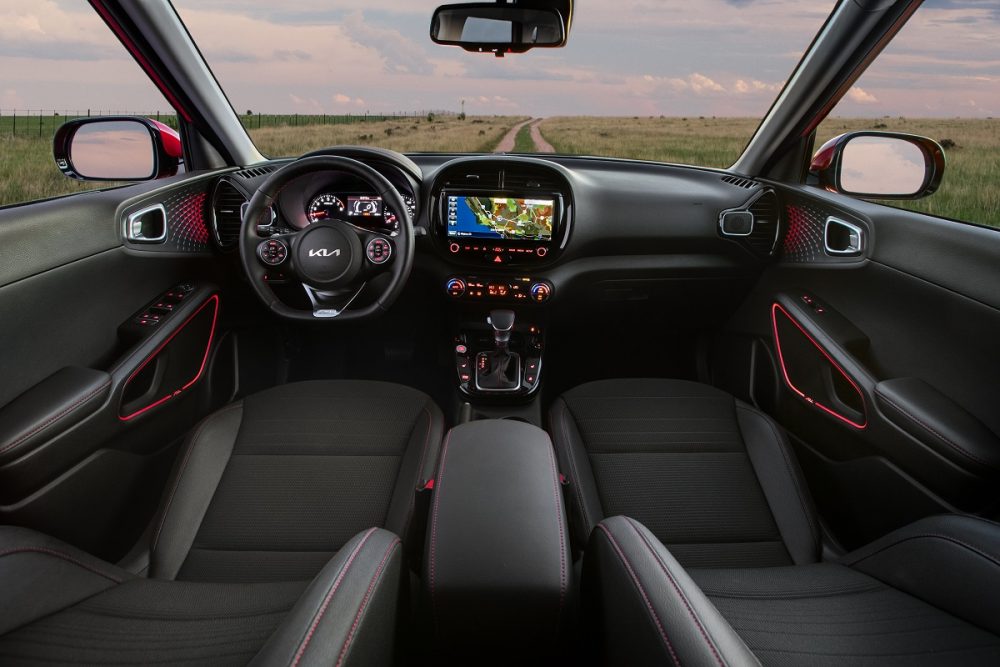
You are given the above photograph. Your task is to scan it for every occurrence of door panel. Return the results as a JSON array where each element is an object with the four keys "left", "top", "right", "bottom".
[
  {"left": 723, "top": 186, "right": 1000, "bottom": 548},
  {"left": 0, "top": 174, "right": 232, "bottom": 558}
]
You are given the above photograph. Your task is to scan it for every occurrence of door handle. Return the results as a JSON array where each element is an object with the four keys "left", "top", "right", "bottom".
[{"left": 824, "top": 217, "right": 864, "bottom": 256}]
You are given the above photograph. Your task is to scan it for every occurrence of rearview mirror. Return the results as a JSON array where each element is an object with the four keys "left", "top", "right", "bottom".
[
  {"left": 809, "top": 131, "right": 945, "bottom": 200},
  {"left": 53, "top": 116, "right": 182, "bottom": 181},
  {"left": 430, "top": 2, "right": 567, "bottom": 56}
]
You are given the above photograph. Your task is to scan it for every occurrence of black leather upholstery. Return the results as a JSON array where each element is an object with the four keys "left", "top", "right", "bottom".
[
  {"left": 152, "top": 380, "right": 444, "bottom": 582},
  {"left": 584, "top": 516, "right": 761, "bottom": 667},
  {"left": 587, "top": 514, "right": 1000, "bottom": 665},
  {"left": 425, "top": 419, "right": 570, "bottom": 659},
  {"left": 874, "top": 377, "right": 1000, "bottom": 475},
  {"left": 572, "top": 381, "right": 1000, "bottom": 665},
  {"left": 0, "top": 526, "right": 403, "bottom": 666},
  {"left": 552, "top": 379, "right": 819, "bottom": 566},
  {"left": 0, "top": 366, "right": 111, "bottom": 465},
  {"left": 842, "top": 514, "right": 1000, "bottom": 636},
  {"left": 0, "top": 379, "right": 444, "bottom": 665}
]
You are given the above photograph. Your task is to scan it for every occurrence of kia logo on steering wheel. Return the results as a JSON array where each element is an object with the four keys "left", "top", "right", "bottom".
[{"left": 308, "top": 248, "right": 341, "bottom": 257}]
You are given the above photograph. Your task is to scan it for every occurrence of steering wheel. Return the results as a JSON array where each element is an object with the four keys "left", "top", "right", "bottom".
[{"left": 239, "top": 156, "right": 415, "bottom": 321}]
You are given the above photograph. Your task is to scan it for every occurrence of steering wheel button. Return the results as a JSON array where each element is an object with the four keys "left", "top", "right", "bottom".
[
  {"left": 257, "top": 239, "right": 287, "bottom": 266},
  {"left": 366, "top": 238, "right": 392, "bottom": 265}
]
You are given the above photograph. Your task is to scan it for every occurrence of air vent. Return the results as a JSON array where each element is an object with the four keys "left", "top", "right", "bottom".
[
  {"left": 502, "top": 168, "right": 561, "bottom": 191},
  {"left": 721, "top": 175, "right": 759, "bottom": 190},
  {"left": 442, "top": 168, "right": 502, "bottom": 189},
  {"left": 747, "top": 190, "right": 780, "bottom": 255},
  {"left": 211, "top": 180, "right": 248, "bottom": 249},
  {"left": 234, "top": 165, "right": 277, "bottom": 180}
]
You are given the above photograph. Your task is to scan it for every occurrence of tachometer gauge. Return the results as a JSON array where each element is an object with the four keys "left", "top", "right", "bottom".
[
  {"left": 307, "top": 194, "right": 346, "bottom": 223},
  {"left": 383, "top": 195, "right": 417, "bottom": 230}
]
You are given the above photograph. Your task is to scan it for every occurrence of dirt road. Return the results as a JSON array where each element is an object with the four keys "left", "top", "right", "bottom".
[
  {"left": 493, "top": 118, "right": 554, "bottom": 153},
  {"left": 528, "top": 119, "right": 555, "bottom": 153}
]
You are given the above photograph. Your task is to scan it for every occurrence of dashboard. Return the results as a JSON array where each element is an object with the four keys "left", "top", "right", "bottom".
[{"left": 205, "top": 151, "right": 787, "bottom": 309}]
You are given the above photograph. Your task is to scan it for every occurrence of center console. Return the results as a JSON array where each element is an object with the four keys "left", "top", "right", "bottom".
[
  {"left": 453, "top": 309, "right": 544, "bottom": 397},
  {"left": 423, "top": 419, "right": 570, "bottom": 660},
  {"left": 430, "top": 159, "right": 572, "bottom": 410}
]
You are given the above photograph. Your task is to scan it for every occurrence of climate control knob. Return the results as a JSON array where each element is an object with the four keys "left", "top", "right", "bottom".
[
  {"left": 446, "top": 278, "right": 467, "bottom": 298},
  {"left": 530, "top": 281, "right": 552, "bottom": 303}
]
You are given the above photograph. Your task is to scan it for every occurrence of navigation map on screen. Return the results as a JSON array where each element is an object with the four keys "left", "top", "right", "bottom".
[{"left": 447, "top": 196, "right": 554, "bottom": 241}]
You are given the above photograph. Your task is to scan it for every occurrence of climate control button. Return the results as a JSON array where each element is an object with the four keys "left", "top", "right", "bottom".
[
  {"left": 530, "top": 281, "right": 552, "bottom": 303},
  {"left": 446, "top": 278, "right": 467, "bottom": 298}
]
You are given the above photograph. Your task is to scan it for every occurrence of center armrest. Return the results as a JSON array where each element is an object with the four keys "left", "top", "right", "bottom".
[{"left": 424, "top": 419, "right": 570, "bottom": 659}]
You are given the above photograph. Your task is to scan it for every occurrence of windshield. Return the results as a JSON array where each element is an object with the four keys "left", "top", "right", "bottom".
[{"left": 171, "top": 0, "right": 837, "bottom": 165}]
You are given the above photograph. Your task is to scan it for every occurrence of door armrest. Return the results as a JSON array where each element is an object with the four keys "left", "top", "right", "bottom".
[
  {"left": 874, "top": 377, "right": 1000, "bottom": 474},
  {"left": 0, "top": 367, "right": 111, "bottom": 464}
]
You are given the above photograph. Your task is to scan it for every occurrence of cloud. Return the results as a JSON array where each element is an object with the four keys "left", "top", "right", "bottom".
[
  {"left": 689, "top": 73, "right": 725, "bottom": 93},
  {"left": 333, "top": 93, "right": 365, "bottom": 107},
  {"left": 1, "top": 88, "right": 24, "bottom": 108},
  {"left": 632, "top": 73, "right": 726, "bottom": 95},
  {"left": 734, "top": 79, "right": 783, "bottom": 94},
  {"left": 0, "top": 0, "right": 997, "bottom": 118},
  {"left": 289, "top": 93, "right": 322, "bottom": 112},
  {"left": 846, "top": 86, "right": 878, "bottom": 104}
]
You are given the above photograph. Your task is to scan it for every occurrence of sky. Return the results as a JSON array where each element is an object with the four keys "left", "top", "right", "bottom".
[{"left": 0, "top": 0, "right": 998, "bottom": 118}]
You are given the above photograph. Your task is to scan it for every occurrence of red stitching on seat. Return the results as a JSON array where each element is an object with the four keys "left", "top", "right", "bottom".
[
  {"left": 545, "top": 438, "right": 569, "bottom": 633},
  {"left": 595, "top": 523, "right": 681, "bottom": 667},
  {"left": 624, "top": 518, "right": 726, "bottom": 667},
  {"left": 0, "top": 380, "right": 111, "bottom": 456},
  {"left": 405, "top": 407, "right": 435, "bottom": 526},
  {"left": 558, "top": 400, "right": 593, "bottom": 531},
  {"left": 335, "top": 537, "right": 401, "bottom": 667},
  {"left": 0, "top": 547, "right": 123, "bottom": 583},
  {"left": 150, "top": 404, "right": 242, "bottom": 554},
  {"left": 291, "top": 527, "right": 378, "bottom": 667},
  {"left": 428, "top": 429, "right": 453, "bottom": 638}
]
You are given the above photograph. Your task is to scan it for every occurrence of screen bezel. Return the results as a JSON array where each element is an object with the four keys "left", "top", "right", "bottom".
[{"left": 441, "top": 190, "right": 562, "bottom": 244}]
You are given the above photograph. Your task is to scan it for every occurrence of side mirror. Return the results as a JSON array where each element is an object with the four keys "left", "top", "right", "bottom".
[
  {"left": 809, "top": 131, "right": 945, "bottom": 200},
  {"left": 430, "top": 2, "right": 567, "bottom": 56},
  {"left": 53, "top": 116, "right": 182, "bottom": 182}
]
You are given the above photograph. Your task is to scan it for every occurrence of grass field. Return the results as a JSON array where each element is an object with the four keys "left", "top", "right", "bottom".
[
  {"left": 249, "top": 115, "right": 526, "bottom": 157},
  {"left": 537, "top": 116, "right": 1000, "bottom": 227},
  {"left": 513, "top": 122, "right": 536, "bottom": 153},
  {"left": 1, "top": 114, "right": 996, "bottom": 228}
]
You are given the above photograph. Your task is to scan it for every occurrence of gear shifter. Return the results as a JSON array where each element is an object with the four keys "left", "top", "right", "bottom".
[
  {"left": 476, "top": 309, "right": 521, "bottom": 391},
  {"left": 488, "top": 309, "right": 516, "bottom": 350}
]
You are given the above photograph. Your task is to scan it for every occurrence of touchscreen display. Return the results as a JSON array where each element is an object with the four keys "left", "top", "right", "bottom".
[{"left": 447, "top": 195, "right": 554, "bottom": 241}]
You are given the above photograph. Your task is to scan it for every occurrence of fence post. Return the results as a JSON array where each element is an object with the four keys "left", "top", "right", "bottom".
[{"left": 12, "top": 112, "right": 16, "bottom": 136}]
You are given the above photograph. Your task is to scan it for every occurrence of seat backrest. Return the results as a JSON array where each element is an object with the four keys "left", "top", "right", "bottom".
[{"left": 552, "top": 378, "right": 821, "bottom": 567}]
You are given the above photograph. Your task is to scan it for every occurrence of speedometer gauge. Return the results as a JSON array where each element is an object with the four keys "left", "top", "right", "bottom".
[
  {"left": 384, "top": 195, "right": 417, "bottom": 230},
  {"left": 307, "top": 194, "right": 346, "bottom": 223}
]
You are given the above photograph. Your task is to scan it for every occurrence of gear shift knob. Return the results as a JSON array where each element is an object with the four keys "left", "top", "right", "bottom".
[{"left": 488, "top": 309, "right": 515, "bottom": 349}]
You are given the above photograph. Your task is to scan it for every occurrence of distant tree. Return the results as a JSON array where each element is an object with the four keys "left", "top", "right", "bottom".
[
  {"left": 246, "top": 109, "right": 253, "bottom": 116},
  {"left": 427, "top": 112, "right": 436, "bottom": 123}
]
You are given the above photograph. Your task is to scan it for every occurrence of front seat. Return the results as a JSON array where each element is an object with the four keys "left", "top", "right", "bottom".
[
  {"left": 550, "top": 379, "right": 818, "bottom": 566},
  {"left": 0, "top": 379, "right": 445, "bottom": 664},
  {"left": 553, "top": 379, "right": 1000, "bottom": 664}
]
